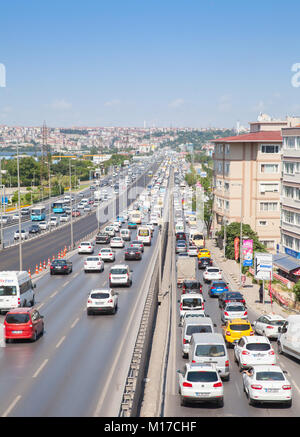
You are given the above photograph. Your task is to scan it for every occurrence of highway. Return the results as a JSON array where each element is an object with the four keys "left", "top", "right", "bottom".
[{"left": 0, "top": 157, "right": 167, "bottom": 417}]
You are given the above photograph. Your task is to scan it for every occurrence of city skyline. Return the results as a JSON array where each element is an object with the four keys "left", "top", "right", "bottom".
[{"left": 1, "top": 0, "right": 300, "bottom": 128}]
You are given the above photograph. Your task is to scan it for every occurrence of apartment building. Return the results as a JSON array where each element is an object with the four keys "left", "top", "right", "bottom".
[
  {"left": 212, "top": 115, "right": 300, "bottom": 251},
  {"left": 280, "top": 126, "right": 300, "bottom": 259}
]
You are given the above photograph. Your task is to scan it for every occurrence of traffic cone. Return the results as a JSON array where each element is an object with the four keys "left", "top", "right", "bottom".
[
  {"left": 39, "top": 262, "right": 43, "bottom": 273},
  {"left": 28, "top": 269, "right": 31, "bottom": 278},
  {"left": 52, "top": 255, "right": 55, "bottom": 261},
  {"left": 58, "top": 252, "right": 60, "bottom": 259},
  {"left": 43, "top": 260, "right": 46, "bottom": 269},
  {"left": 48, "top": 258, "right": 51, "bottom": 267},
  {"left": 35, "top": 264, "right": 39, "bottom": 274}
]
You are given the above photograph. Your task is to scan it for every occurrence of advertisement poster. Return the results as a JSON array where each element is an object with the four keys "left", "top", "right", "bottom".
[
  {"left": 243, "top": 239, "right": 253, "bottom": 266},
  {"left": 234, "top": 237, "right": 240, "bottom": 261}
]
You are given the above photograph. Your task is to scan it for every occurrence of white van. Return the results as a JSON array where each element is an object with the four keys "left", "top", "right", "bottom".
[
  {"left": 137, "top": 226, "right": 151, "bottom": 246},
  {"left": 277, "top": 315, "right": 300, "bottom": 360},
  {"left": 0, "top": 271, "right": 36, "bottom": 313},
  {"left": 120, "top": 229, "right": 131, "bottom": 241},
  {"left": 189, "top": 333, "right": 230, "bottom": 381},
  {"left": 179, "top": 293, "right": 205, "bottom": 321},
  {"left": 182, "top": 316, "right": 216, "bottom": 358},
  {"left": 50, "top": 216, "right": 60, "bottom": 227}
]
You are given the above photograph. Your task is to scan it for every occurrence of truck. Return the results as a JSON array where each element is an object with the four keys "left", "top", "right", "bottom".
[
  {"left": 94, "top": 190, "right": 102, "bottom": 202},
  {"left": 177, "top": 257, "right": 196, "bottom": 287}
]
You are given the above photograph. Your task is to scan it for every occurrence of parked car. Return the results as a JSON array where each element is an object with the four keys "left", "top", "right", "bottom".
[
  {"left": 4, "top": 308, "right": 44, "bottom": 343},
  {"left": 50, "top": 259, "right": 73, "bottom": 275},
  {"left": 86, "top": 289, "right": 118, "bottom": 315},
  {"left": 253, "top": 314, "right": 286, "bottom": 339}
]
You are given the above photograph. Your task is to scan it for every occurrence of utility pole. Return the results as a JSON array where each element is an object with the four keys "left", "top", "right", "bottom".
[
  {"left": 69, "top": 160, "right": 74, "bottom": 249},
  {"left": 17, "top": 145, "right": 22, "bottom": 270}
]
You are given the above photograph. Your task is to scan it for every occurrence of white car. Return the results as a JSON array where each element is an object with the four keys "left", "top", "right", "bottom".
[
  {"left": 0, "top": 215, "right": 11, "bottom": 224},
  {"left": 84, "top": 256, "right": 104, "bottom": 273},
  {"left": 84, "top": 205, "right": 91, "bottom": 212},
  {"left": 86, "top": 289, "right": 118, "bottom": 315},
  {"left": 98, "top": 248, "right": 115, "bottom": 262},
  {"left": 150, "top": 214, "right": 159, "bottom": 225},
  {"left": 178, "top": 363, "right": 224, "bottom": 407},
  {"left": 221, "top": 302, "right": 248, "bottom": 324},
  {"left": 12, "top": 213, "right": 20, "bottom": 221},
  {"left": 38, "top": 221, "right": 49, "bottom": 230},
  {"left": 104, "top": 226, "right": 115, "bottom": 237},
  {"left": 187, "top": 245, "right": 198, "bottom": 257},
  {"left": 109, "top": 264, "right": 132, "bottom": 287},
  {"left": 14, "top": 229, "right": 29, "bottom": 240},
  {"left": 203, "top": 267, "right": 222, "bottom": 283},
  {"left": 112, "top": 222, "right": 120, "bottom": 232},
  {"left": 60, "top": 214, "right": 69, "bottom": 222},
  {"left": 77, "top": 203, "right": 85, "bottom": 209},
  {"left": 253, "top": 314, "right": 286, "bottom": 339},
  {"left": 78, "top": 241, "right": 94, "bottom": 254},
  {"left": 234, "top": 336, "right": 276, "bottom": 371},
  {"left": 110, "top": 237, "right": 125, "bottom": 248},
  {"left": 242, "top": 365, "right": 292, "bottom": 407},
  {"left": 50, "top": 216, "right": 59, "bottom": 227}
]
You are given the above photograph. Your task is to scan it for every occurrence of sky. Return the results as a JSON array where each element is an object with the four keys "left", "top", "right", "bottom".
[{"left": 0, "top": 0, "right": 300, "bottom": 128}]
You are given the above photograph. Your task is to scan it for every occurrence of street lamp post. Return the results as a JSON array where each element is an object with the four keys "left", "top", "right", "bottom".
[
  {"left": 69, "top": 160, "right": 74, "bottom": 249},
  {"left": 17, "top": 145, "right": 22, "bottom": 270}
]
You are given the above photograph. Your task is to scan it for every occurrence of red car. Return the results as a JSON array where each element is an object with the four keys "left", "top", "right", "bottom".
[
  {"left": 72, "top": 210, "right": 81, "bottom": 217},
  {"left": 4, "top": 308, "right": 44, "bottom": 343}
]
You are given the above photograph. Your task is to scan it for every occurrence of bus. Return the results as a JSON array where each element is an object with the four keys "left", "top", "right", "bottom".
[
  {"left": 52, "top": 201, "right": 65, "bottom": 214},
  {"left": 129, "top": 210, "right": 142, "bottom": 225},
  {"left": 137, "top": 226, "right": 151, "bottom": 246},
  {"left": 31, "top": 206, "right": 46, "bottom": 221}
]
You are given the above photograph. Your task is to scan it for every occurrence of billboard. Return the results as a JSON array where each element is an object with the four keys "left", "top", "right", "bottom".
[{"left": 243, "top": 239, "right": 253, "bottom": 266}]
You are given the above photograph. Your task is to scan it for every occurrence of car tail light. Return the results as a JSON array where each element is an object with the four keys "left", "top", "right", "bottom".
[
  {"left": 282, "top": 385, "right": 292, "bottom": 390},
  {"left": 63, "top": 265, "right": 67, "bottom": 269},
  {"left": 266, "top": 325, "right": 274, "bottom": 329},
  {"left": 180, "top": 303, "right": 182, "bottom": 310},
  {"left": 109, "top": 273, "right": 111, "bottom": 279},
  {"left": 109, "top": 253, "right": 112, "bottom": 256},
  {"left": 251, "top": 384, "right": 262, "bottom": 390},
  {"left": 84, "top": 262, "right": 87, "bottom": 265},
  {"left": 97, "top": 262, "right": 101, "bottom": 265},
  {"left": 244, "top": 311, "right": 248, "bottom": 316},
  {"left": 269, "top": 350, "right": 275, "bottom": 355},
  {"left": 225, "top": 360, "right": 229, "bottom": 367},
  {"left": 50, "top": 266, "right": 53, "bottom": 269},
  {"left": 213, "top": 382, "right": 223, "bottom": 388},
  {"left": 202, "top": 303, "right": 204, "bottom": 310},
  {"left": 18, "top": 298, "right": 21, "bottom": 306},
  {"left": 182, "top": 382, "right": 193, "bottom": 387},
  {"left": 108, "top": 299, "right": 113, "bottom": 303},
  {"left": 224, "top": 311, "right": 229, "bottom": 316},
  {"left": 88, "top": 299, "right": 92, "bottom": 304},
  {"left": 242, "top": 350, "right": 250, "bottom": 355},
  {"left": 88, "top": 246, "right": 91, "bottom": 249}
]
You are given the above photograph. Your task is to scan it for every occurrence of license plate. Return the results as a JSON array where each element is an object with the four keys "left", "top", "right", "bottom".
[
  {"left": 195, "top": 392, "right": 209, "bottom": 396},
  {"left": 95, "top": 301, "right": 105, "bottom": 305},
  {"left": 12, "top": 330, "right": 22, "bottom": 334},
  {"left": 254, "top": 354, "right": 264, "bottom": 357},
  {"left": 265, "top": 388, "right": 279, "bottom": 393}
]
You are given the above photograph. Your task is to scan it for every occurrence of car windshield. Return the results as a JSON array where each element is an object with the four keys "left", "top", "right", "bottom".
[
  {"left": 193, "top": 235, "right": 203, "bottom": 240},
  {"left": 111, "top": 269, "right": 127, "bottom": 275},
  {"left": 229, "top": 324, "right": 251, "bottom": 331},
  {"left": 186, "top": 325, "right": 212, "bottom": 335},
  {"left": 226, "top": 293, "right": 243, "bottom": 299},
  {"left": 246, "top": 343, "right": 271, "bottom": 351},
  {"left": 81, "top": 242, "right": 90, "bottom": 246},
  {"left": 91, "top": 293, "right": 110, "bottom": 299},
  {"left": 195, "top": 345, "right": 225, "bottom": 357},
  {"left": 6, "top": 313, "right": 30, "bottom": 324},
  {"left": 207, "top": 269, "right": 219, "bottom": 273},
  {"left": 213, "top": 282, "right": 227, "bottom": 288},
  {"left": 226, "top": 305, "right": 245, "bottom": 312},
  {"left": 187, "top": 371, "right": 218, "bottom": 383},
  {"left": 101, "top": 249, "right": 110, "bottom": 253},
  {"left": 86, "top": 257, "right": 100, "bottom": 262},
  {"left": 182, "top": 298, "right": 202, "bottom": 307},
  {"left": 267, "top": 320, "right": 285, "bottom": 326},
  {"left": 184, "top": 282, "right": 199, "bottom": 289},
  {"left": 256, "top": 371, "right": 285, "bottom": 381},
  {"left": 52, "top": 260, "right": 66, "bottom": 265}
]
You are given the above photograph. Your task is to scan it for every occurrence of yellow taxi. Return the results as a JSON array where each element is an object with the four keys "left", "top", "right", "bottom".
[
  {"left": 222, "top": 318, "right": 254, "bottom": 347},
  {"left": 197, "top": 248, "right": 211, "bottom": 259}
]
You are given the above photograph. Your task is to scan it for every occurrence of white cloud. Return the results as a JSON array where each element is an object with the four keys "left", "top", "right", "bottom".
[
  {"left": 168, "top": 98, "right": 184, "bottom": 108},
  {"left": 49, "top": 99, "right": 72, "bottom": 110},
  {"left": 104, "top": 99, "right": 121, "bottom": 107}
]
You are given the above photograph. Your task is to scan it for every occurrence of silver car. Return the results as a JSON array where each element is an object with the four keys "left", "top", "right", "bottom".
[{"left": 221, "top": 302, "right": 248, "bottom": 324}]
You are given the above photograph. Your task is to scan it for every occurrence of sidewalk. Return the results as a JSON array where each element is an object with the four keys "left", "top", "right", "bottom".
[{"left": 206, "top": 239, "right": 296, "bottom": 319}]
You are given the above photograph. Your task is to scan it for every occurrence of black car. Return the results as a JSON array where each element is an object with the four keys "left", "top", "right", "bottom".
[
  {"left": 95, "top": 233, "right": 110, "bottom": 244},
  {"left": 182, "top": 280, "right": 203, "bottom": 294},
  {"left": 218, "top": 291, "right": 246, "bottom": 309},
  {"left": 130, "top": 240, "right": 144, "bottom": 253},
  {"left": 176, "top": 232, "right": 186, "bottom": 240},
  {"left": 50, "top": 259, "right": 73, "bottom": 275},
  {"left": 124, "top": 247, "right": 142, "bottom": 260},
  {"left": 29, "top": 224, "right": 40, "bottom": 234},
  {"left": 198, "top": 257, "right": 213, "bottom": 269}
]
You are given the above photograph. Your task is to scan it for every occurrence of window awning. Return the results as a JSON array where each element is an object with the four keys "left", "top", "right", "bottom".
[{"left": 273, "top": 253, "right": 300, "bottom": 274}]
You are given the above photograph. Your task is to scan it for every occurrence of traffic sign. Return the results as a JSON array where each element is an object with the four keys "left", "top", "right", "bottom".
[{"left": 255, "top": 252, "right": 273, "bottom": 280}]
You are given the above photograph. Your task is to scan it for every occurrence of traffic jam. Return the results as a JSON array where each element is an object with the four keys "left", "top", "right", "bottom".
[
  {"left": 173, "top": 170, "right": 295, "bottom": 410},
  {"left": 0, "top": 162, "right": 168, "bottom": 343}
]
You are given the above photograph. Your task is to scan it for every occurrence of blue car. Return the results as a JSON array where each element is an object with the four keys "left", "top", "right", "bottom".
[
  {"left": 208, "top": 281, "right": 229, "bottom": 297},
  {"left": 116, "top": 216, "right": 126, "bottom": 223}
]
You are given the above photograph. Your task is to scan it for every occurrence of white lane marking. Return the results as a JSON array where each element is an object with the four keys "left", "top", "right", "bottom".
[
  {"left": 71, "top": 317, "right": 79, "bottom": 328},
  {"left": 32, "top": 359, "right": 48, "bottom": 378},
  {"left": 2, "top": 395, "right": 22, "bottom": 417},
  {"left": 50, "top": 290, "right": 58, "bottom": 298},
  {"left": 56, "top": 336, "right": 66, "bottom": 349},
  {"left": 36, "top": 303, "right": 44, "bottom": 311},
  {"left": 64, "top": 280, "right": 70, "bottom": 286}
]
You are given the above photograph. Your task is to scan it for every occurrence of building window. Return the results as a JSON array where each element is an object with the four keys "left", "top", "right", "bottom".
[
  {"left": 283, "top": 234, "right": 294, "bottom": 249},
  {"left": 285, "top": 137, "right": 296, "bottom": 149},
  {"left": 283, "top": 185, "right": 294, "bottom": 198},
  {"left": 225, "top": 144, "right": 230, "bottom": 154},
  {"left": 259, "top": 183, "right": 279, "bottom": 193},
  {"left": 260, "top": 240, "right": 275, "bottom": 249},
  {"left": 224, "top": 163, "right": 230, "bottom": 175},
  {"left": 224, "top": 182, "right": 229, "bottom": 192},
  {"left": 260, "top": 163, "right": 279, "bottom": 174},
  {"left": 283, "top": 210, "right": 295, "bottom": 224},
  {"left": 258, "top": 220, "right": 268, "bottom": 226},
  {"left": 261, "top": 144, "right": 280, "bottom": 153},
  {"left": 224, "top": 200, "right": 230, "bottom": 210},
  {"left": 259, "top": 202, "right": 278, "bottom": 212}
]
